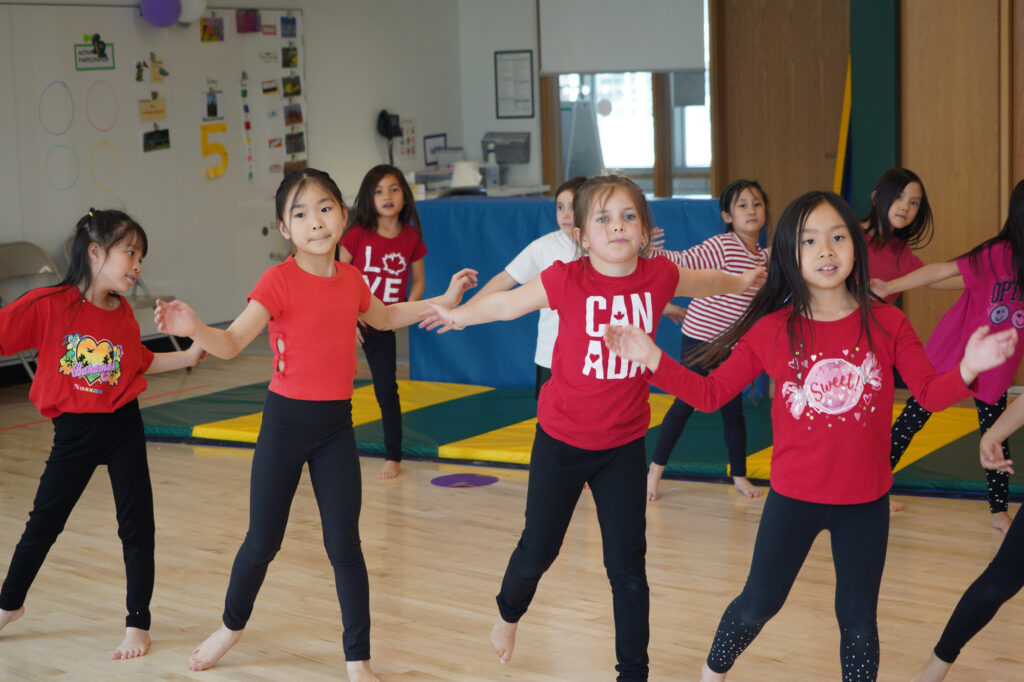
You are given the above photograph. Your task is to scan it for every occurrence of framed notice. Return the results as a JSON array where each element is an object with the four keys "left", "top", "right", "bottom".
[{"left": 494, "top": 50, "right": 534, "bottom": 119}]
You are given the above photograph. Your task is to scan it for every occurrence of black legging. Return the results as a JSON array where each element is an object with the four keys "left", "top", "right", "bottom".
[
  {"left": 651, "top": 333, "right": 746, "bottom": 476},
  {"left": 221, "top": 391, "right": 370, "bottom": 661},
  {"left": 497, "top": 425, "right": 649, "bottom": 681},
  {"left": 0, "top": 400, "right": 154, "bottom": 629},
  {"left": 361, "top": 325, "right": 402, "bottom": 462},
  {"left": 890, "top": 394, "right": 1010, "bottom": 513},
  {"left": 934, "top": 506, "right": 1024, "bottom": 662},
  {"left": 706, "top": 490, "right": 888, "bottom": 681}
]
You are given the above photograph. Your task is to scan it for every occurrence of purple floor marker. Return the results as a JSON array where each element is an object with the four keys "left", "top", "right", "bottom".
[{"left": 431, "top": 473, "right": 499, "bottom": 488}]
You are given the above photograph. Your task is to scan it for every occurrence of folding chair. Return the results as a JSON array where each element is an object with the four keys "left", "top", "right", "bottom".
[{"left": 0, "top": 241, "right": 65, "bottom": 378}]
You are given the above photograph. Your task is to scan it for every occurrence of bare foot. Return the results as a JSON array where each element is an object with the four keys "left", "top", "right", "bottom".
[
  {"left": 111, "top": 626, "right": 151, "bottom": 659},
  {"left": 992, "top": 511, "right": 1013, "bottom": 534},
  {"left": 732, "top": 476, "right": 762, "bottom": 498},
  {"left": 377, "top": 460, "right": 401, "bottom": 480},
  {"left": 490, "top": 615, "right": 517, "bottom": 665},
  {"left": 647, "top": 463, "right": 665, "bottom": 502},
  {"left": 0, "top": 606, "right": 25, "bottom": 633},
  {"left": 701, "top": 661, "right": 727, "bottom": 681},
  {"left": 347, "top": 659, "right": 381, "bottom": 681},
  {"left": 890, "top": 497, "right": 905, "bottom": 512},
  {"left": 187, "top": 625, "right": 242, "bottom": 671},
  {"left": 910, "top": 651, "right": 952, "bottom": 681}
]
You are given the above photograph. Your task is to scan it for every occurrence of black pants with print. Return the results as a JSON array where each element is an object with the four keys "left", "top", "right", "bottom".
[
  {"left": 0, "top": 400, "right": 154, "bottom": 629},
  {"left": 890, "top": 394, "right": 1010, "bottom": 513},
  {"left": 705, "top": 490, "right": 888, "bottom": 681},
  {"left": 221, "top": 391, "right": 370, "bottom": 661},
  {"left": 651, "top": 333, "right": 747, "bottom": 476},
  {"left": 934, "top": 506, "right": 1024, "bottom": 662},
  {"left": 496, "top": 425, "right": 649, "bottom": 681},
  {"left": 362, "top": 326, "right": 403, "bottom": 462}
]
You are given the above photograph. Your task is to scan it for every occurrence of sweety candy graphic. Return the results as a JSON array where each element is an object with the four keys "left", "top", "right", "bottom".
[{"left": 782, "top": 353, "right": 882, "bottom": 419}]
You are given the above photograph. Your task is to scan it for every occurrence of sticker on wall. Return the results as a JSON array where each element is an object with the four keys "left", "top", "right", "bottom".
[
  {"left": 267, "top": 109, "right": 279, "bottom": 120},
  {"left": 268, "top": 162, "right": 282, "bottom": 173},
  {"left": 75, "top": 34, "right": 115, "bottom": 70},
  {"left": 200, "top": 16, "right": 225, "bottom": 42},
  {"left": 236, "top": 9, "right": 261, "bottom": 33},
  {"left": 280, "top": 15, "right": 297, "bottom": 38},
  {"left": 283, "top": 102, "right": 303, "bottom": 126},
  {"left": 200, "top": 90, "right": 225, "bottom": 121},
  {"left": 261, "top": 23, "right": 276, "bottom": 36},
  {"left": 268, "top": 137, "right": 282, "bottom": 149},
  {"left": 285, "top": 131, "right": 305, "bottom": 154},
  {"left": 259, "top": 50, "right": 277, "bottom": 64},
  {"left": 261, "top": 79, "right": 278, "bottom": 95},
  {"left": 283, "top": 158, "right": 306, "bottom": 175},
  {"left": 282, "top": 75, "right": 301, "bottom": 98},
  {"left": 281, "top": 45, "right": 298, "bottom": 69},
  {"left": 142, "top": 125, "right": 170, "bottom": 153},
  {"left": 149, "top": 55, "right": 168, "bottom": 82},
  {"left": 138, "top": 93, "right": 167, "bottom": 122}
]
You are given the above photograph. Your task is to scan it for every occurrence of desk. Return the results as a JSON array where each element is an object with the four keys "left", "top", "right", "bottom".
[{"left": 411, "top": 196, "right": 731, "bottom": 388}]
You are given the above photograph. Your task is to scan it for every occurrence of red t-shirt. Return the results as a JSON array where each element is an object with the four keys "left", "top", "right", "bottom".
[
  {"left": 648, "top": 303, "right": 972, "bottom": 504},
  {"left": 340, "top": 225, "right": 427, "bottom": 305},
  {"left": 0, "top": 286, "right": 154, "bottom": 417},
  {"left": 865, "top": 232, "right": 924, "bottom": 304},
  {"left": 249, "top": 256, "right": 372, "bottom": 401},
  {"left": 539, "top": 256, "right": 680, "bottom": 450}
]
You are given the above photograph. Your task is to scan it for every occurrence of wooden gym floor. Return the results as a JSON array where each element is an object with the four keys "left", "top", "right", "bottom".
[{"left": 1, "top": 351, "right": 1023, "bottom": 681}]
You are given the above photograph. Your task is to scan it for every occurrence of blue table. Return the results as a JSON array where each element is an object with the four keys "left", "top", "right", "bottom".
[{"left": 411, "top": 196, "right": 744, "bottom": 389}]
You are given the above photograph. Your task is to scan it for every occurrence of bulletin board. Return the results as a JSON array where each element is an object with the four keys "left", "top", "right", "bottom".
[{"left": 0, "top": 5, "right": 308, "bottom": 324}]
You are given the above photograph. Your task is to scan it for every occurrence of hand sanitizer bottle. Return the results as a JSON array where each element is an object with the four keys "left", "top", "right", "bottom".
[{"left": 484, "top": 143, "right": 500, "bottom": 190}]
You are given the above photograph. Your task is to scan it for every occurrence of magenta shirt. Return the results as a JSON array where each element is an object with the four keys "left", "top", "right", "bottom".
[{"left": 926, "top": 241, "right": 1024, "bottom": 403}]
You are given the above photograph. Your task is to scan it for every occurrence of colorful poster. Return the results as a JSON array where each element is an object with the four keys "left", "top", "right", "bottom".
[
  {"left": 200, "top": 17, "right": 225, "bottom": 42},
  {"left": 74, "top": 41, "right": 115, "bottom": 71},
  {"left": 200, "top": 91, "right": 225, "bottom": 121},
  {"left": 281, "top": 16, "right": 297, "bottom": 38},
  {"left": 142, "top": 127, "right": 170, "bottom": 153},
  {"left": 285, "top": 131, "right": 305, "bottom": 154},
  {"left": 282, "top": 75, "right": 301, "bottom": 98},
  {"left": 281, "top": 46, "right": 298, "bottom": 68},
  {"left": 236, "top": 9, "right": 261, "bottom": 33}
]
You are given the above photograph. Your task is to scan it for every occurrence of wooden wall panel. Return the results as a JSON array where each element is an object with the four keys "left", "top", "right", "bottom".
[
  {"left": 711, "top": 0, "right": 848, "bottom": 216},
  {"left": 900, "top": 1, "right": 1001, "bottom": 347}
]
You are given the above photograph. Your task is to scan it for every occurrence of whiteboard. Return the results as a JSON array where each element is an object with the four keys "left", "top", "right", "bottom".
[{"left": 0, "top": 5, "right": 306, "bottom": 325}]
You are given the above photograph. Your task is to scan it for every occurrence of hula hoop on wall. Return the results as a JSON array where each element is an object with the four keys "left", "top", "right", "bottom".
[
  {"left": 86, "top": 80, "right": 118, "bottom": 132},
  {"left": 38, "top": 81, "right": 74, "bottom": 136},
  {"left": 89, "top": 141, "right": 121, "bottom": 192},
  {"left": 44, "top": 144, "right": 79, "bottom": 191}
]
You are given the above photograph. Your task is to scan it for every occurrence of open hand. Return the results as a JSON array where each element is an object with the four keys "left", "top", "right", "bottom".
[
  {"left": 739, "top": 266, "right": 767, "bottom": 294},
  {"left": 155, "top": 299, "right": 198, "bottom": 338},
  {"left": 961, "top": 325, "right": 1018, "bottom": 379},
  {"left": 419, "top": 302, "right": 460, "bottom": 333},
  {"left": 650, "top": 226, "right": 666, "bottom": 251},
  {"left": 981, "top": 436, "right": 1015, "bottom": 474},
  {"left": 604, "top": 325, "right": 660, "bottom": 369}
]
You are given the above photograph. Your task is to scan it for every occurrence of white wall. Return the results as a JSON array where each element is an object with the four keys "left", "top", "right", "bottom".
[{"left": 457, "top": 0, "right": 542, "bottom": 186}]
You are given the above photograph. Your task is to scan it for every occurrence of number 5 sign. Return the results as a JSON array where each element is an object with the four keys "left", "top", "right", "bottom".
[{"left": 200, "top": 122, "right": 229, "bottom": 178}]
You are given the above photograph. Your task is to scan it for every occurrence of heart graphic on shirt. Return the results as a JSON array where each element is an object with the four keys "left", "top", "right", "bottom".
[
  {"left": 862, "top": 393, "right": 873, "bottom": 406},
  {"left": 589, "top": 353, "right": 601, "bottom": 364},
  {"left": 71, "top": 336, "right": 120, "bottom": 385},
  {"left": 842, "top": 349, "right": 849, "bottom": 356},
  {"left": 853, "top": 412, "right": 861, "bottom": 421},
  {"left": 788, "top": 357, "right": 799, "bottom": 370}
]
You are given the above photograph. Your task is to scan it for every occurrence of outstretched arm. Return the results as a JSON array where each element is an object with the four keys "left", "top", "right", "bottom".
[
  {"left": 360, "top": 268, "right": 478, "bottom": 331},
  {"left": 958, "top": 325, "right": 1018, "bottom": 387},
  {"left": 155, "top": 298, "right": 270, "bottom": 360},
  {"left": 871, "top": 261, "right": 960, "bottom": 299},
  {"left": 146, "top": 343, "right": 206, "bottom": 374},
  {"left": 423, "top": 275, "right": 549, "bottom": 333},
  {"left": 463, "top": 269, "right": 518, "bottom": 306},
  {"left": 674, "top": 264, "right": 766, "bottom": 298}
]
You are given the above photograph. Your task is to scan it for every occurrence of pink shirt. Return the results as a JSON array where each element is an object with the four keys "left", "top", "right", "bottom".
[
  {"left": 925, "top": 241, "right": 1024, "bottom": 404},
  {"left": 539, "top": 256, "right": 680, "bottom": 450},
  {"left": 648, "top": 303, "right": 972, "bottom": 504}
]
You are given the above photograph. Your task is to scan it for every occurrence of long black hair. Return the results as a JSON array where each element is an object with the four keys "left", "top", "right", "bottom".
[
  {"left": 346, "top": 164, "right": 421, "bottom": 235},
  {"left": 861, "top": 168, "right": 933, "bottom": 249},
  {"left": 275, "top": 167, "right": 346, "bottom": 224},
  {"left": 962, "top": 178, "right": 1024, "bottom": 291},
  {"left": 719, "top": 178, "right": 770, "bottom": 234},
  {"left": 694, "top": 191, "right": 881, "bottom": 367},
  {"left": 62, "top": 208, "right": 148, "bottom": 297}
]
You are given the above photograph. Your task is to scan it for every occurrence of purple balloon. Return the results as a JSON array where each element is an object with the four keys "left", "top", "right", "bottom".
[{"left": 140, "top": 0, "right": 182, "bottom": 28}]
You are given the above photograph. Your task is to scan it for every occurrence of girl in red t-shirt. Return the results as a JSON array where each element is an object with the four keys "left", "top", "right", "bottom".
[
  {"left": 0, "top": 210, "right": 203, "bottom": 660},
  {"left": 423, "top": 175, "right": 765, "bottom": 679},
  {"left": 605, "top": 191, "right": 1017, "bottom": 682},
  {"left": 338, "top": 165, "right": 427, "bottom": 480},
  {"left": 154, "top": 168, "right": 474, "bottom": 680}
]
